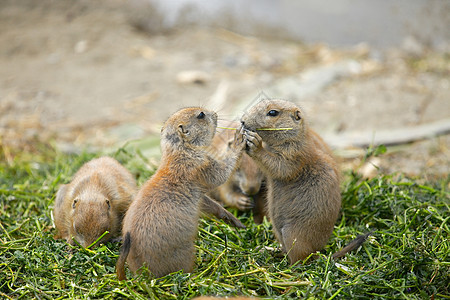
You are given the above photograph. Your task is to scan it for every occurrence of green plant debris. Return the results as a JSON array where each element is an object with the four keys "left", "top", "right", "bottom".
[
  {"left": 0, "top": 143, "right": 448, "bottom": 299},
  {"left": 217, "top": 127, "right": 293, "bottom": 131}
]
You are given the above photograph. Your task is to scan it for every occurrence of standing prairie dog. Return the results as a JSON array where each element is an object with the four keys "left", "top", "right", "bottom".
[
  {"left": 209, "top": 122, "right": 266, "bottom": 222},
  {"left": 241, "top": 99, "right": 341, "bottom": 263},
  {"left": 116, "top": 107, "right": 246, "bottom": 279},
  {"left": 53, "top": 156, "right": 137, "bottom": 248}
]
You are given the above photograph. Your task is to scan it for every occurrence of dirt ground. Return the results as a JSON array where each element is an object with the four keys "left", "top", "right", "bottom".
[{"left": 1, "top": 0, "right": 449, "bottom": 181}]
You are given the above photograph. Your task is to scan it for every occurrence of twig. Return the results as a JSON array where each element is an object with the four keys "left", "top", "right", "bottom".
[{"left": 217, "top": 126, "right": 293, "bottom": 131}]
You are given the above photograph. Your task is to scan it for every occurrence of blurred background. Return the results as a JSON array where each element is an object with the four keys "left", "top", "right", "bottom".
[{"left": 1, "top": 0, "right": 449, "bottom": 179}]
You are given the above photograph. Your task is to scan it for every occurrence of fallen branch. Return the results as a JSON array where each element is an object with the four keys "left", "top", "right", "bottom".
[{"left": 323, "top": 118, "right": 450, "bottom": 149}]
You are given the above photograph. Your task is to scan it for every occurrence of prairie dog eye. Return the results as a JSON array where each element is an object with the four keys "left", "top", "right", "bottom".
[
  {"left": 197, "top": 112, "right": 205, "bottom": 119},
  {"left": 267, "top": 110, "right": 279, "bottom": 117}
]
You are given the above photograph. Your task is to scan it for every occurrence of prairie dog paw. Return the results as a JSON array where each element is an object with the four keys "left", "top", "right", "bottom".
[
  {"left": 230, "top": 126, "right": 246, "bottom": 151},
  {"left": 233, "top": 195, "right": 254, "bottom": 210},
  {"left": 243, "top": 130, "right": 262, "bottom": 154}
]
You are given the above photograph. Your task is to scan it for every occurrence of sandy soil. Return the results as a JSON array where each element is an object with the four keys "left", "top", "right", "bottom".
[{"left": 1, "top": 0, "right": 449, "bottom": 180}]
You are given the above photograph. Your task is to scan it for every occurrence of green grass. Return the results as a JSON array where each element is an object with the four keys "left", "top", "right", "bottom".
[{"left": 0, "top": 142, "right": 448, "bottom": 299}]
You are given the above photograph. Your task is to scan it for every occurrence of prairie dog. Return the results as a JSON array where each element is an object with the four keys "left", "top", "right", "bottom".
[
  {"left": 53, "top": 156, "right": 137, "bottom": 248},
  {"left": 241, "top": 99, "right": 341, "bottom": 263},
  {"left": 209, "top": 122, "right": 266, "bottom": 222},
  {"left": 116, "top": 107, "right": 245, "bottom": 279}
]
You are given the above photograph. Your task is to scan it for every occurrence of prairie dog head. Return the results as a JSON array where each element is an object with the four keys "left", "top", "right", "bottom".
[
  {"left": 161, "top": 107, "right": 218, "bottom": 150},
  {"left": 233, "top": 153, "right": 264, "bottom": 196},
  {"left": 69, "top": 191, "right": 113, "bottom": 248},
  {"left": 241, "top": 99, "right": 305, "bottom": 144}
]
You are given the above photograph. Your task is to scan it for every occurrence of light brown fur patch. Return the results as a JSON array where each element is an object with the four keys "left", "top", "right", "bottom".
[{"left": 53, "top": 156, "right": 137, "bottom": 248}]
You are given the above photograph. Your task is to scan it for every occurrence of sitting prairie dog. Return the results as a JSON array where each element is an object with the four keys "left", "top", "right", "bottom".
[
  {"left": 53, "top": 156, "right": 137, "bottom": 248},
  {"left": 241, "top": 99, "right": 341, "bottom": 263},
  {"left": 208, "top": 122, "right": 266, "bottom": 222},
  {"left": 116, "top": 107, "right": 246, "bottom": 279}
]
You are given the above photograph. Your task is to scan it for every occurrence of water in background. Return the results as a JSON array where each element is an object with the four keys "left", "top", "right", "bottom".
[{"left": 129, "top": 0, "right": 450, "bottom": 50}]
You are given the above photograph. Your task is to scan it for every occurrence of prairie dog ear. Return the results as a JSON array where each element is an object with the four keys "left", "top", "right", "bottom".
[
  {"left": 55, "top": 184, "right": 68, "bottom": 206},
  {"left": 294, "top": 110, "right": 302, "bottom": 121},
  {"left": 72, "top": 198, "right": 79, "bottom": 209},
  {"left": 105, "top": 199, "right": 111, "bottom": 209}
]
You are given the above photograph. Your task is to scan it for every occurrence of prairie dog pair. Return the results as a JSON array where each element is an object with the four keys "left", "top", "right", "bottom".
[
  {"left": 116, "top": 107, "right": 246, "bottom": 279},
  {"left": 241, "top": 99, "right": 342, "bottom": 263},
  {"left": 53, "top": 156, "right": 137, "bottom": 248}
]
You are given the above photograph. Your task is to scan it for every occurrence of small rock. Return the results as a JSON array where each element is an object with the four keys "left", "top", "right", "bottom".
[
  {"left": 74, "top": 40, "right": 88, "bottom": 54},
  {"left": 176, "top": 70, "right": 211, "bottom": 84},
  {"left": 360, "top": 60, "right": 382, "bottom": 75},
  {"left": 359, "top": 157, "right": 381, "bottom": 179},
  {"left": 352, "top": 42, "right": 370, "bottom": 58},
  {"left": 129, "top": 45, "right": 156, "bottom": 60},
  {"left": 402, "top": 36, "right": 425, "bottom": 56}
]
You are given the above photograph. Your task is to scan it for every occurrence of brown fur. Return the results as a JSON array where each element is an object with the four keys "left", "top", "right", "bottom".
[
  {"left": 241, "top": 99, "right": 341, "bottom": 263},
  {"left": 116, "top": 107, "right": 245, "bottom": 279},
  {"left": 200, "top": 195, "right": 245, "bottom": 229},
  {"left": 209, "top": 123, "right": 266, "bottom": 223},
  {"left": 53, "top": 156, "right": 137, "bottom": 248},
  {"left": 332, "top": 232, "right": 372, "bottom": 259}
]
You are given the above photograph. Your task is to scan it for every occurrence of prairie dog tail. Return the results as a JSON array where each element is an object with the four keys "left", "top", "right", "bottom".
[
  {"left": 331, "top": 232, "right": 372, "bottom": 259},
  {"left": 116, "top": 232, "right": 131, "bottom": 280}
]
